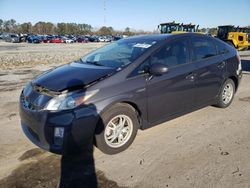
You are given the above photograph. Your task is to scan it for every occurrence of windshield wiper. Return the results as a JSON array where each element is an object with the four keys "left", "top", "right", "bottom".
[
  {"left": 85, "top": 61, "right": 103, "bottom": 66},
  {"left": 78, "top": 59, "right": 102, "bottom": 66}
]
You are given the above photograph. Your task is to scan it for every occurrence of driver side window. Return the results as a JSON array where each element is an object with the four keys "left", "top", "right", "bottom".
[
  {"left": 129, "top": 38, "right": 190, "bottom": 78},
  {"left": 150, "top": 38, "right": 190, "bottom": 68}
]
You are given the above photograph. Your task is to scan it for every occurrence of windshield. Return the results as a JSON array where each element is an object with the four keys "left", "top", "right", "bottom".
[{"left": 80, "top": 39, "right": 157, "bottom": 68}]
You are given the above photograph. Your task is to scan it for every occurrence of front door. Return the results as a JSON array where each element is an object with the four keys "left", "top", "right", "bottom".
[{"left": 146, "top": 37, "right": 196, "bottom": 125}]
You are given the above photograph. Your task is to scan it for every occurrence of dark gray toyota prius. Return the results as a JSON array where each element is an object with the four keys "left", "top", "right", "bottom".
[{"left": 19, "top": 33, "right": 242, "bottom": 155}]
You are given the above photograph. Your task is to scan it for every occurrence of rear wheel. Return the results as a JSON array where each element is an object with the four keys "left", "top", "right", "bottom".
[
  {"left": 215, "top": 79, "right": 235, "bottom": 108},
  {"left": 95, "top": 103, "right": 139, "bottom": 154}
]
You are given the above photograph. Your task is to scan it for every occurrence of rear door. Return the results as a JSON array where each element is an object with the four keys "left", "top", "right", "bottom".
[
  {"left": 146, "top": 37, "right": 196, "bottom": 124},
  {"left": 191, "top": 36, "right": 226, "bottom": 106}
]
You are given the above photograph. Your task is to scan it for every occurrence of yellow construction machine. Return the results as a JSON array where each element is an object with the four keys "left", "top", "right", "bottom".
[
  {"left": 158, "top": 21, "right": 201, "bottom": 34},
  {"left": 158, "top": 21, "right": 182, "bottom": 33},
  {"left": 217, "top": 25, "right": 250, "bottom": 50}
]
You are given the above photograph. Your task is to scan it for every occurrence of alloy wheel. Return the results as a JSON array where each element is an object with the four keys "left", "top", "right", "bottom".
[{"left": 104, "top": 115, "right": 133, "bottom": 148}]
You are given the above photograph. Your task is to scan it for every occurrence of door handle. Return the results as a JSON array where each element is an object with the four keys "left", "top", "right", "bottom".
[
  {"left": 186, "top": 73, "right": 196, "bottom": 81},
  {"left": 217, "top": 61, "right": 226, "bottom": 69}
]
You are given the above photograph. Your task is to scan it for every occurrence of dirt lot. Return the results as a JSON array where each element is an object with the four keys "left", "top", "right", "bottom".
[{"left": 0, "top": 41, "right": 250, "bottom": 188}]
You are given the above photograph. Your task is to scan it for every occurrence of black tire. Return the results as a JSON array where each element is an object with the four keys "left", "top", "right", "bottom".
[
  {"left": 215, "top": 79, "right": 235, "bottom": 108},
  {"left": 95, "top": 103, "right": 139, "bottom": 155}
]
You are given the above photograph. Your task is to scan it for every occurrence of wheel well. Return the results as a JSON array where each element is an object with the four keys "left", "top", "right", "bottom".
[
  {"left": 120, "top": 101, "right": 141, "bottom": 114},
  {"left": 108, "top": 101, "right": 142, "bottom": 129},
  {"left": 229, "top": 76, "right": 238, "bottom": 91},
  {"left": 120, "top": 101, "right": 142, "bottom": 125}
]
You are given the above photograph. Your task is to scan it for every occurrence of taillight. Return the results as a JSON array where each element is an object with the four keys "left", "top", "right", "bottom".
[
  {"left": 236, "top": 52, "right": 242, "bottom": 75},
  {"left": 236, "top": 52, "right": 241, "bottom": 62}
]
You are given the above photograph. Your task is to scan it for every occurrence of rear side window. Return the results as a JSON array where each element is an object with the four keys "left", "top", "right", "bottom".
[{"left": 192, "top": 37, "right": 216, "bottom": 60}]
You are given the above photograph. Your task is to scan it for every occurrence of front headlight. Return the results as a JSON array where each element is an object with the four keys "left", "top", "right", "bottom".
[{"left": 44, "top": 89, "right": 99, "bottom": 111}]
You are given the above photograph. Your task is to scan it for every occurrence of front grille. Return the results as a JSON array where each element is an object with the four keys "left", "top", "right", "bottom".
[{"left": 21, "top": 88, "right": 52, "bottom": 111}]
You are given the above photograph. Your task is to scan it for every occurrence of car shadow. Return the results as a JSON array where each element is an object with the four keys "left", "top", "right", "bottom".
[
  {"left": 242, "top": 59, "right": 250, "bottom": 72},
  {"left": 58, "top": 79, "right": 102, "bottom": 188},
  {"left": 59, "top": 144, "right": 97, "bottom": 188}
]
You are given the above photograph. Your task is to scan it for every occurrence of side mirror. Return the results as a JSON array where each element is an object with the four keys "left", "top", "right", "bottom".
[{"left": 149, "top": 63, "right": 168, "bottom": 76}]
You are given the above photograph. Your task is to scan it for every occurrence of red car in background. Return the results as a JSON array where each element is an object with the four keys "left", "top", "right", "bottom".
[{"left": 50, "top": 37, "right": 65, "bottom": 43}]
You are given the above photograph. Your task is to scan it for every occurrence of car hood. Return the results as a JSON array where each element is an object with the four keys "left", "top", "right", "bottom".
[{"left": 32, "top": 62, "right": 116, "bottom": 92}]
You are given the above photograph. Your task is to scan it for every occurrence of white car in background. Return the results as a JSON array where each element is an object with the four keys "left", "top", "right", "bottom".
[
  {"left": 62, "top": 37, "right": 74, "bottom": 43},
  {"left": 98, "top": 36, "right": 112, "bottom": 42},
  {"left": 65, "top": 38, "right": 74, "bottom": 43},
  {"left": 98, "top": 37, "right": 106, "bottom": 42}
]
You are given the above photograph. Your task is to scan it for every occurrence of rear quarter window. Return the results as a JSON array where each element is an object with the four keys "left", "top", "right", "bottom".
[{"left": 213, "top": 38, "right": 229, "bottom": 55}]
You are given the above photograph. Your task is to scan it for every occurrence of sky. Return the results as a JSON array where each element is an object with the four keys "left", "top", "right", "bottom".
[{"left": 0, "top": 0, "right": 250, "bottom": 31}]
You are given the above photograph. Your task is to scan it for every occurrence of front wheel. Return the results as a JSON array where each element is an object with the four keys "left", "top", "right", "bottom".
[
  {"left": 215, "top": 79, "right": 235, "bottom": 108},
  {"left": 95, "top": 103, "right": 139, "bottom": 154}
]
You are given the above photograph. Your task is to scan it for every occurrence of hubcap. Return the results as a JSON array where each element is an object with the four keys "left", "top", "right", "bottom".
[
  {"left": 222, "top": 83, "right": 233, "bottom": 104},
  {"left": 104, "top": 115, "right": 133, "bottom": 148}
]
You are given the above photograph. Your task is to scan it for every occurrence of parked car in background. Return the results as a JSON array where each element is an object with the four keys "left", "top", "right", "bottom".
[
  {"left": 77, "top": 36, "right": 88, "bottom": 43},
  {"left": 86, "top": 35, "right": 99, "bottom": 42},
  {"left": 19, "top": 34, "right": 28, "bottom": 42},
  {"left": 106, "top": 36, "right": 113, "bottom": 42},
  {"left": 113, "top": 35, "right": 123, "bottom": 41},
  {"left": 62, "top": 37, "right": 74, "bottom": 43},
  {"left": 67, "top": 35, "right": 77, "bottom": 42},
  {"left": 27, "top": 35, "right": 42, "bottom": 43},
  {"left": 98, "top": 36, "right": 106, "bottom": 42},
  {"left": 42, "top": 35, "right": 53, "bottom": 43},
  {"left": 4, "top": 34, "right": 20, "bottom": 43},
  {"left": 19, "top": 33, "right": 242, "bottom": 155},
  {"left": 98, "top": 36, "right": 113, "bottom": 42},
  {"left": 50, "top": 37, "right": 64, "bottom": 43}
]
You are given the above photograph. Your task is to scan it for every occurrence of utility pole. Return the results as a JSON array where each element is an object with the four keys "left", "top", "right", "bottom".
[{"left": 103, "top": 0, "right": 106, "bottom": 26}]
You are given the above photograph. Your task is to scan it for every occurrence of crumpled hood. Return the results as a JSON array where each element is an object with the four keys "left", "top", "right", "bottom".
[{"left": 32, "top": 62, "right": 116, "bottom": 92}]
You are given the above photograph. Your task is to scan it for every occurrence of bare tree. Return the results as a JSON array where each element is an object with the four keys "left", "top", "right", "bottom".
[
  {"left": 19, "top": 22, "right": 32, "bottom": 33},
  {"left": 0, "top": 19, "right": 3, "bottom": 32},
  {"left": 97, "top": 26, "right": 114, "bottom": 35}
]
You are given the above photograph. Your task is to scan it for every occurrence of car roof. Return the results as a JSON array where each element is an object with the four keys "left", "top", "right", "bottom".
[
  {"left": 122, "top": 33, "right": 210, "bottom": 42},
  {"left": 123, "top": 34, "right": 171, "bottom": 41}
]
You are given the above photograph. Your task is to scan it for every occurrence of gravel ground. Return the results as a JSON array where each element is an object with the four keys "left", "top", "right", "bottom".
[
  {"left": 0, "top": 41, "right": 104, "bottom": 69},
  {"left": 0, "top": 41, "right": 250, "bottom": 188}
]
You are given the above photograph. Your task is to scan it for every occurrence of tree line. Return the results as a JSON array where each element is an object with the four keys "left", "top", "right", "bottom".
[
  {"left": 2, "top": 19, "right": 247, "bottom": 36},
  {"left": 0, "top": 19, "right": 152, "bottom": 36}
]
